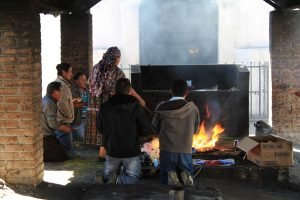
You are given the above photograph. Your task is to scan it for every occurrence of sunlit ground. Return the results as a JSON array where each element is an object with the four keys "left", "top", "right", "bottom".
[
  {"left": 0, "top": 170, "right": 75, "bottom": 200},
  {"left": 43, "top": 170, "right": 74, "bottom": 186},
  {"left": 0, "top": 186, "right": 42, "bottom": 200}
]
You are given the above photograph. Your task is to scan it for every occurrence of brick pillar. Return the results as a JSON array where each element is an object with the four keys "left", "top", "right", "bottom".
[
  {"left": 270, "top": 10, "right": 300, "bottom": 143},
  {"left": 0, "top": 0, "right": 44, "bottom": 185},
  {"left": 61, "top": 13, "right": 93, "bottom": 77}
]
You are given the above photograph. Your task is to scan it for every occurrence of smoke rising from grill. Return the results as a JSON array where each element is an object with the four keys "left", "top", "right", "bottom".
[
  {"left": 91, "top": 0, "right": 272, "bottom": 65},
  {"left": 139, "top": 0, "right": 219, "bottom": 65}
]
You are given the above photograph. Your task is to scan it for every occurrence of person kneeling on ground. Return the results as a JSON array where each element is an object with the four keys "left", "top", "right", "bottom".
[
  {"left": 42, "top": 82, "right": 73, "bottom": 162},
  {"left": 97, "top": 78, "right": 151, "bottom": 184},
  {"left": 71, "top": 71, "right": 88, "bottom": 142},
  {"left": 152, "top": 79, "right": 200, "bottom": 186},
  {"left": 55, "top": 63, "right": 75, "bottom": 156}
]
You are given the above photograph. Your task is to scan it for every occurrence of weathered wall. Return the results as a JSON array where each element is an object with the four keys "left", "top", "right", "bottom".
[
  {"left": 0, "top": 0, "right": 44, "bottom": 185},
  {"left": 61, "top": 13, "right": 93, "bottom": 77},
  {"left": 271, "top": 10, "right": 300, "bottom": 143}
]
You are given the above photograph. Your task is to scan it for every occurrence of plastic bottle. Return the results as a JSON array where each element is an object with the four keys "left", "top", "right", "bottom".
[
  {"left": 81, "top": 90, "right": 88, "bottom": 118},
  {"left": 153, "top": 158, "right": 158, "bottom": 168},
  {"left": 153, "top": 156, "right": 159, "bottom": 168}
]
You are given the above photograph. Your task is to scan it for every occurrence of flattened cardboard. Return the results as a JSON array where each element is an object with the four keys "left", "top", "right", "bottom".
[{"left": 237, "top": 137, "right": 259, "bottom": 152}]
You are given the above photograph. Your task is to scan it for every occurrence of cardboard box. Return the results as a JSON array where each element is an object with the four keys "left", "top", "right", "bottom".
[{"left": 237, "top": 135, "right": 294, "bottom": 167}]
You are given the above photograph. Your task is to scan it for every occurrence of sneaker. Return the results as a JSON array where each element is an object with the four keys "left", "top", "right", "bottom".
[
  {"left": 168, "top": 171, "right": 182, "bottom": 186},
  {"left": 106, "top": 172, "right": 118, "bottom": 184},
  {"left": 180, "top": 170, "right": 194, "bottom": 187}
]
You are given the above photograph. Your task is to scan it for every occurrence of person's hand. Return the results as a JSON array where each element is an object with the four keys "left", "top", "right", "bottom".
[
  {"left": 59, "top": 125, "right": 72, "bottom": 133},
  {"left": 139, "top": 99, "right": 146, "bottom": 107},
  {"left": 288, "top": 88, "right": 300, "bottom": 97},
  {"left": 130, "top": 88, "right": 145, "bottom": 106},
  {"left": 289, "top": 89, "right": 299, "bottom": 94},
  {"left": 66, "top": 126, "right": 73, "bottom": 133},
  {"left": 73, "top": 101, "right": 87, "bottom": 108},
  {"left": 72, "top": 98, "right": 82, "bottom": 102}
]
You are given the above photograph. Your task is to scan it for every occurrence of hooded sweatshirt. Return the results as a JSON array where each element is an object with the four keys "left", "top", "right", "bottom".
[
  {"left": 97, "top": 94, "right": 151, "bottom": 158},
  {"left": 152, "top": 99, "right": 200, "bottom": 153},
  {"left": 55, "top": 76, "right": 74, "bottom": 124}
]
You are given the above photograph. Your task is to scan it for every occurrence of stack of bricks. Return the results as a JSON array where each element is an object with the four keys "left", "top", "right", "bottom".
[
  {"left": 271, "top": 10, "right": 300, "bottom": 144},
  {"left": 0, "top": 0, "right": 44, "bottom": 185}
]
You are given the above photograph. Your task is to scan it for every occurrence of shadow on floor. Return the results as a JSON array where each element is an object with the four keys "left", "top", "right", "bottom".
[{"left": 3, "top": 144, "right": 300, "bottom": 200}]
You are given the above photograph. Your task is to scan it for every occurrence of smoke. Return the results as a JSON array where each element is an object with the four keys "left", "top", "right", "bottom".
[
  {"left": 139, "top": 0, "right": 219, "bottom": 65},
  {"left": 91, "top": 0, "right": 272, "bottom": 65}
]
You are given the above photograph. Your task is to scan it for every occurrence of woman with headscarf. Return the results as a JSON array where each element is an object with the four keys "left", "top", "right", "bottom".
[{"left": 86, "top": 47, "right": 145, "bottom": 158}]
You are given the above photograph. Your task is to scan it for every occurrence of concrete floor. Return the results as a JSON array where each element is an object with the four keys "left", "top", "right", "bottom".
[{"left": 1, "top": 144, "right": 300, "bottom": 200}]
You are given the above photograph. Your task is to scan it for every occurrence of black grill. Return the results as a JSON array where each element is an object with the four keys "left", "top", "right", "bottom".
[{"left": 131, "top": 64, "right": 249, "bottom": 138}]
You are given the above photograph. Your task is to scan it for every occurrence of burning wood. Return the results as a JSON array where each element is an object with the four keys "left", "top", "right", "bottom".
[
  {"left": 192, "top": 103, "right": 225, "bottom": 152},
  {"left": 141, "top": 104, "right": 225, "bottom": 163},
  {"left": 142, "top": 121, "right": 225, "bottom": 161},
  {"left": 192, "top": 122, "right": 225, "bottom": 152},
  {"left": 141, "top": 138, "right": 160, "bottom": 161}
]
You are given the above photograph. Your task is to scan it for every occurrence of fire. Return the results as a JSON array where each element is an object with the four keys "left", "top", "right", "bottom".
[
  {"left": 141, "top": 138, "right": 160, "bottom": 160},
  {"left": 192, "top": 122, "right": 225, "bottom": 152},
  {"left": 142, "top": 105, "right": 224, "bottom": 155}
]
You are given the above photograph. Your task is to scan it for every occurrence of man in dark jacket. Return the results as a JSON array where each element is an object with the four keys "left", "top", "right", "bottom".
[
  {"left": 97, "top": 78, "right": 151, "bottom": 184},
  {"left": 152, "top": 79, "right": 200, "bottom": 186}
]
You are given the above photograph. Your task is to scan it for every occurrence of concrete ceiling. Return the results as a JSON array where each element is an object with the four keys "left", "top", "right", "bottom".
[
  {"left": 37, "top": 0, "right": 300, "bottom": 15},
  {"left": 37, "top": 0, "right": 102, "bottom": 14},
  {"left": 263, "top": 0, "right": 300, "bottom": 9}
]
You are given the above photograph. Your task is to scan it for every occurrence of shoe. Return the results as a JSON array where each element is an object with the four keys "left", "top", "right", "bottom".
[
  {"left": 106, "top": 172, "right": 117, "bottom": 184},
  {"left": 168, "top": 171, "right": 182, "bottom": 186},
  {"left": 180, "top": 170, "right": 194, "bottom": 187}
]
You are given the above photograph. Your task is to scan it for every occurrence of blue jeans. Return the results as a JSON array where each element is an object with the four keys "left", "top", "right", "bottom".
[
  {"left": 159, "top": 150, "right": 193, "bottom": 184},
  {"left": 103, "top": 155, "right": 141, "bottom": 184},
  {"left": 72, "top": 123, "right": 85, "bottom": 141},
  {"left": 55, "top": 130, "right": 73, "bottom": 151}
]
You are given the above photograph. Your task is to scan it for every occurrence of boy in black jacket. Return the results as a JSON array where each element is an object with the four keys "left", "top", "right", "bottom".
[{"left": 97, "top": 78, "right": 151, "bottom": 184}]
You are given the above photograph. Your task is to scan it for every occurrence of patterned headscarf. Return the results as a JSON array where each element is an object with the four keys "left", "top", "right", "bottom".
[{"left": 90, "top": 47, "right": 124, "bottom": 97}]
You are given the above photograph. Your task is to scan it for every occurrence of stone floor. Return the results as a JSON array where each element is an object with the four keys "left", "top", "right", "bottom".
[{"left": 0, "top": 144, "right": 300, "bottom": 200}]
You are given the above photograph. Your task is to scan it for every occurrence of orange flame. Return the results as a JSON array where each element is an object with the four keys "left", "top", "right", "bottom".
[
  {"left": 192, "top": 122, "right": 225, "bottom": 152},
  {"left": 141, "top": 138, "right": 160, "bottom": 160}
]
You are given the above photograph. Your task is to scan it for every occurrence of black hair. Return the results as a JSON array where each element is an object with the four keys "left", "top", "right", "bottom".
[
  {"left": 74, "top": 71, "right": 86, "bottom": 80},
  {"left": 115, "top": 78, "right": 131, "bottom": 95},
  {"left": 171, "top": 79, "right": 188, "bottom": 97},
  {"left": 46, "top": 81, "right": 62, "bottom": 95},
  {"left": 56, "top": 63, "right": 71, "bottom": 76}
]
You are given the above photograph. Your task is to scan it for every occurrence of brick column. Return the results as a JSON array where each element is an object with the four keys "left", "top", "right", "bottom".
[
  {"left": 0, "top": 0, "right": 44, "bottom": 185},
  {"left": 61, "top": 13, "right": 93, "bottom": 77},
  {"left": 270, "top": 10, "right": 300, "bottom": 143}
]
